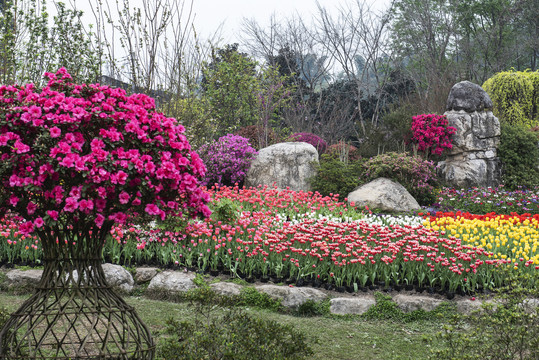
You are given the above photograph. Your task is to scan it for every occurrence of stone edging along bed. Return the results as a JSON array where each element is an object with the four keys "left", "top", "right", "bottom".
[{"left": 2, "top": 264, "right": 538, "bottom": 316}]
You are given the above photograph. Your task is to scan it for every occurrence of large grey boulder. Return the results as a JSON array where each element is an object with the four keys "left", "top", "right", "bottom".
[
  {"left": 330, "top": 297, "right": 376, "bottom": 315},
  {"left": 210, "top": 282, "right": 243, "bottom": 297},
  {"left": 147, "top": 270, "right": 196, "bottom": 293},
  {"left": 255, "top": 284, "right": 327, "bottom": 308},
  {"left": 347, "top": 177, "right": 420, "bottom": 213},
  {"left": 439, "top": 81, "right": 501, "bottom": 187},
  {"left": 393, "top": 294, "right": 444, "bottom": 312},
  {"left": 446, "top": 80, "right": 493, "bottom": 112},
  {"left": 134, "top": 267, "right": 159, "bottom": 284},
  {"left": 102, "top": 263, "right": 134, "bottom": 292},
  {"left": 5, "top": 269, "right": 43, "bottom": 290},
  {"left": 245, "top": 142, "right": 319, "bottom": 192}
]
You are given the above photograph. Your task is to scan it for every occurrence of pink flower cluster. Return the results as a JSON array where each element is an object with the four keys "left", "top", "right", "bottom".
[
  {"left": 410, "top": 114, "right": 456, "bottom": 156},
  {"left": 0, "top": 68, "right": 211, "bottom": 235}
]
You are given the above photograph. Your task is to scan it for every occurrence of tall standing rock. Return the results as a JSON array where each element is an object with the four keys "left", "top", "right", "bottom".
[
  {"left": 244, "top": 142, "right": 319, "bottom": 192},
  {"left": 438, "top": 81, "right": 501, "bottom": 187}
]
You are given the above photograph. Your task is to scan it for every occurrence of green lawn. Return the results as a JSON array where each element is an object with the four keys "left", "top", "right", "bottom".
[{"left": 0, "top": 292, "right": 444, "bottom": 360}]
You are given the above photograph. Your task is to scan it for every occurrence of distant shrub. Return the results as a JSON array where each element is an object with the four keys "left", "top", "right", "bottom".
[
  {"left": 310, "top": 153, "right": 364, "bottom": 200},
  {"left": 198, "top": 134, "right": 257, "bottom": 187},
  {"left": 358, "top": 152, "right": 438, "bottom": 206},
  {"left": 234, "top": 125, "right": 280, "bottom": 150},
  {"left": 288, "top": 132, "right": 327, "bottom": 154},
  {"left": 326, "top": 141, "right": 361, "bottom": 163},
  {"left": 483, "top": 70, "right": 539, "bottom": 127},
  {"left": 498, "top": 123, "right": 539, "bottom": 189}
]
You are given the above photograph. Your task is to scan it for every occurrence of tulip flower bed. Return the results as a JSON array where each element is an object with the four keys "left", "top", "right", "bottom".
[
  {"left": 434, "top": 186, "right": 539, "bottom": 215},
  {"left": 422, "top": 211, "right": 539, "bottom": 273},
  {"left": 3, "top": 185, "right": 538, "bottom": 297}
]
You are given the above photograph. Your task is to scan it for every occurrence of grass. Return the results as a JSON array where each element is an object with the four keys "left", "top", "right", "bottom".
[{"left": 0, "top": 292, "right": 445, "bottom": 359}]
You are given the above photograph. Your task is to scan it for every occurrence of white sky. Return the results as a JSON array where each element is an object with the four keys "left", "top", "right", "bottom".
[{"left": 190, "top": 0, "right": 393, "bottom": 44}]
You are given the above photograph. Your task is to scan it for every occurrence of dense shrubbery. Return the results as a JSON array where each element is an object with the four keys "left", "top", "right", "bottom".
[
  {"left": 310, "top": 154, "right": 363, "bottom": 199},
  {"left": 358, "top": 152, "right": 438, "bottom": 205},
  {"left": 197, "top": 134, "right": 257, "bottom": 187},
  {"left": 158, "top": 302, "right": 314, "bottom": 360},
  {"left": 312, "top": 151, "right": 438, "bottom": 205},
  {"left": 288, "top": 132, "right": 327, "bottom": 154},
  {"left": 498, "top": 123, "right": 539, "bottom": 189},
  {"left": 483, "top": 70, "right": 539, "bottom": 127}
]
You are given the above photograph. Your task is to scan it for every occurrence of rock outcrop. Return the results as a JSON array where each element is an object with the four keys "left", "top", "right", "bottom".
[
  {"left": 244, "top": 142, "right": 319, "bottom": 192},
  {"left": 438, "top": 81, "right": 501, "bottom": 187},
  {"left": 347, "top": 177, "right": 421, "bottom": 213}
]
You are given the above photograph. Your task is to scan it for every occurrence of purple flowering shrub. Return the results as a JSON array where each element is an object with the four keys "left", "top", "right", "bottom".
[
  {"left": 358, "top": 152, "right": 438, "bottom": 206},
  {"left": 198, "top": 134, "right": 258, "bottom": 187},
  {"left": 288, "top": 132, "right": 327, "bottom": 154}
]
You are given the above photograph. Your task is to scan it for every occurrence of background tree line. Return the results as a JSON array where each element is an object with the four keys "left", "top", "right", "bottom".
[{"left": 0, "top": 0, "right": 537, "bottom": 155}]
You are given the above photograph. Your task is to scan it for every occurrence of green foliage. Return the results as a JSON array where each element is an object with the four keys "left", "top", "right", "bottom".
[
  {"left": 362, "top": 293, "right": 456, "bottom": 323},
  {"left": 310, "top": 153, "right": 364, "bottom": 200},
  {"left": 168, "top": 96, "right": 215, "bottom": 149},
  {"left": 238, "top": 287, "right": 283, "bottom": 312},
  {"left": 202, "top": 45, "right": 260, "bottom": 136},
  {"left": 498, "top": 122, "right": 539, "bottom": 189},
  {"left": 431, "top": 271, "right": 539, "bottom": 360},
  {"left": 210, "top": 198, "right": 240, "bottom": 224},
  {"left": 483, "top": 70, "right": 539, "bottom": 127},
  {"left": 157, "top": 304, "right": 314, "bottom": 360},
  {"left": 378, "top": 103, "right": 417, "bottom": 153},
  {"left": 7, "top": 0, "right": 102, "bottom": 85},
  {"left": 358, "top": 152, "right": 439, "bottom": 206},
  {"left": 294, "top": 299, "right": 331, "bottom": 317}
]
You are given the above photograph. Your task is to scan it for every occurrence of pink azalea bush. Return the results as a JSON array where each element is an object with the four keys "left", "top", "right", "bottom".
[
  {"left": 289, "top": 132, "right": 327, "bottom": 154},
  {"left": 410, "top": 114, "right": 456, "bottom": 157},
  {"left": 197, "top": 134, "right": 257, "bottom": 187},
  {"left": 0, "top": 68, "right": 211, "bottom": 237}
]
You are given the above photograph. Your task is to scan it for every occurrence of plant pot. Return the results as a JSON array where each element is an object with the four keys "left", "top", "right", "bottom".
[
  {"left": 405, "top": 284, "right": 414, "bottom": 291},
  {"left": 0, "top": 227, "right": 155, "bottom": 359},
  {"left": 260, "top": 276, "right": 269, "bottom": 283}
]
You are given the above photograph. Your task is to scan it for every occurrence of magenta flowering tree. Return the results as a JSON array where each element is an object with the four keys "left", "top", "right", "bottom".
[
  {"left": 0, "top": 68, "right": 210, "bottom": 359},
  {"left": 409, "top": 113, "right": 456, "bottom": 158}
]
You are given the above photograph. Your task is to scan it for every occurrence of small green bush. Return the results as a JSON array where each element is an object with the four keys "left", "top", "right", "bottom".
[
  {"left": 498, "top": 123, "right": 539, "bottom": 189},
  {"left": 209, "top": 198, "right": 240, "bottom": 224},
  {"left": 431, "top": 272, "right": 539, "bottom": 360},
  {"left": 310, "top": 153, "right": 364, "bottom": 200},
  {"left": 483, "top": 70, "right": 539, "bottom": 127},
  {"left": 358, "top": 152, "right": 439, "bottom": 206},
  {"left": 157, "top": 304, "right": 314, "bottom": 360}
]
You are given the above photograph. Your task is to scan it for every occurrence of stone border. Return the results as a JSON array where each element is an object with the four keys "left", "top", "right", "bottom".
[{"left": 1, "top": 265, "right": 536, "bottom": 316}]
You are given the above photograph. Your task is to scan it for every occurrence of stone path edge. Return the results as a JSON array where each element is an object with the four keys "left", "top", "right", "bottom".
[{"left": 2, "top": 265, "right": 537, "bottom": 316}]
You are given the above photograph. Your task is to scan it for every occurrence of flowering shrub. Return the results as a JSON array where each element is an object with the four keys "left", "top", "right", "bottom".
[
  {"left": 326, "top": 141, "right": 361, "bottom": 163},
  {"left": 234, "top": 125, "right": 279, "bottom": 150},
  {"left": 409, "top": 114, "right": 456, "bottom": 157},
  {"left": 198, "top": 134, "right": 257, "bottom": 187},
  {"left": 358, "top": 152, "right": 438, "bottom": 205},
  {"left": 288, "top": 132, "right": 327, "bottom": 154},
  {"left": 0, "top": 68, "right": 211, "bottom": 236}
]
